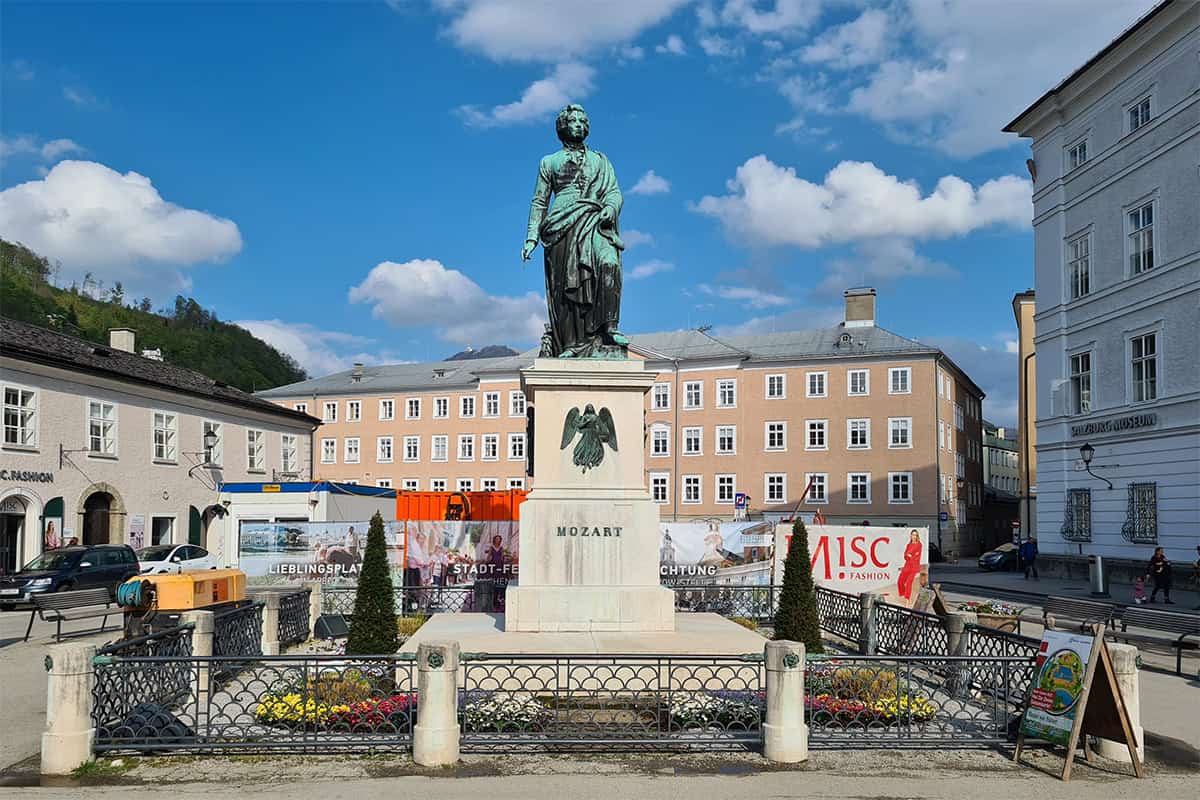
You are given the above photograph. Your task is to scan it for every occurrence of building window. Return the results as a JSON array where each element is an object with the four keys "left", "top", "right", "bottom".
[
  {"left": 889, "top": 472, "right": 912, "bottom": 504},
  {"left": 321, "top": 438, "right": 336, "bottom": 463},
  {"left": 322, "top": 401, "right": 337, "bottom": 423},
  {"left": 457, "top": 478, "right": 474, "bottom": 492},
  {"left": 848, "top": 473, "right": 870, "bottom": 504},
  {"left": 203, "top": 421, "right": 222, "bottom": 466},
  {"left": 1127, "top": 95, "right": 1151, "bottom": 132},
  {"left": 848, "top": 369, "right": 869, "bottom": 396},
  {"left": 458, "top": 434, "right": 475, "bottom": 461},
  {"left": 151, "top": 516, "right": 174, "bottom": 546},
  {"left": 379, "top": 399, "right": 395, "bottom": 420},
  {"left": 652, "top": 383, "right": 670, "bottom": 410},
  {"left": 716, "top": 425, "right": 736, "bottom": 455},
  {"left": 431, "top": 478, "right": 447, "bottom": 492},
  {"left": 434, "top": 397, "right": 448, "bottom": 419},
  {"left": 481, "top": 478, "right": 498, "bottom": 491},
  {"left": 1128, "top": 201, "right": 1154, "bottom": 275},
  {"left": 432, "top": 435, "right": 448, "bottom": 462},
  {"left": 247, "top": 429, "right": 265, "bottom": 472},
  {"left": 806, "top": 372, "right": 827, "bottom": 398},
  {"left": 377, "top": 479, "right": 392, "bottom": 488},
  {"left": 1070, "top": 352, "right": 1092, "bottom": 414},
  {"left": 1131, "top": 332, "right": 1157, "bottom": 402},
  {"left": 765, "top": 421, "right": 786, "bottom": 451},
  {"left": 716, "top": 474, "right": 735, "bottom": 504},
  {"left": 684, "top": 381, "right": 702, "bottom": 409},
  {"left": 404, "top": 436, "right": 419, "bottom": 462},
  {"left": 954, "top": 404, "right": 964, "bottom": 431},
  {"left": 806, "top": 420, "right": 827, "bottom": 451},
  {"left": 377, "top": 436, "right": 393, "bottom": 463},
  {"left": 507, "top": 477, "right": 525, "bottom": 490},
  {"left": 460, "top": 396, "right": 475, "bottom": 418},
  {"left": 956, "top": 452, "right": 965, "bottom": 479},
  {"left": 766, "top": 374, "right": 785, "bottom": 399},
  {"left": 888, "top": 368, "right": 911, "bottom": 394},
  {"left": 1067, "top": 233, "right": 1091, "bottom": 300},
  {"left": 938, "top": 421, "right": 946, "bottom": 450},
  {"left": 1067, "top": 138, "right": 1088, "bottom": 170},
  {"left": 406, "top": 398, "right": 421, "bottom": 420},
  {"left": 888, "top": 417, "right": 911, "bottom": 449},
  {"left": 508, "top": 433, "right": 526, "bottom": 460},
  {"left": 281, "top": 435, "right": 298, "bottom": 473},
  {"left": 402, "top": 478, "right": 420, "bottom": 492},
  {"left": 344, "top": 436, "right": 359, "bottom": 464},
  {"left": 716, "top": 379, "right": 736, "bottom": 408},
  {"left": 3, "top": 386, "right": 37, "bottom": 448},
  {"left": 957, "top": 500, "right": 966, "bottom": 525},
  {"left": 805, "top": 473, "right": 827, "bottom": 504},
  {"left": 510, "top": 391, "right": 526, "bottom": 417},
  {"left": 847, "top": 418, "right": 870, "bottom": 450},
  {"left": 650, "top": 473, "right": 669, "bottom": 504},
  {"left": 651, "top": 426, "right": 670, "bottom": 457},
  {"left": 484, "top": 392, "right": 500, "bottom": 418},
  {"left": 682, "top": 475, "right": 701, "bottom": 504},
  {"left": 482, "top": 434, "right": 499, "bottom": 461},
  {"left": 681, "top": 427, "right": 701, "bottom": 456},
  {"left": 1122, "top": 482, "right": 1158, "bottom": 543},
  {"left": 152, "top": 411, "right": 178, "bottom": 462},
  {"left": 347, "top": 400, "right": 361, "bottom": 422},
  {"left": 765, "top": 474, "right": 786, "bottom": 504},
  {"left": 294, "top": 402, "right": 307, "bottom": 414}
]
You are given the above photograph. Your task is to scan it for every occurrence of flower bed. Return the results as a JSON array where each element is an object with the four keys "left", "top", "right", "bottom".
[
  {"left": 327, "top": 693, "right": 417, "bottom": 730},
  {"left": 668, "top": 691, "right": 763, "bottom": 730},
  {"left": 462, "top": 693, "right": 554, "bottom": 733},
  {"left": 957, "top": 600, "right": 1023, "bottom": 632},
  {"left": 256, "top": 691, "right": 417, "bottom": 731},
  {"left": 804, "top": 660, "right": 937, "bottom": 729}
]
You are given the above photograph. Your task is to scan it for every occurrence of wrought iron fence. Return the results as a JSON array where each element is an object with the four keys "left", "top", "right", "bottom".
[
  {"left": 214, "top": 603, "right": 263, "bottom": 659},
  {"left": 92, "top": 654, "right": 417, "bottom": 753},
  {"left": 875, "top": 602, "right": 949, "bottom": 657},
  {"left": 92, "top": 625, "right": 195, "bottom": 736},
  {"left": 672, "top": 585, "right": 778, "bottom": 622},
  {"left": 278, "top": 589, "right": 311, "bottom": 647},
  {"left": 322, "top": 586, "right": 476, "bottom": 618},
  {"left": 815, "top": 587, "right": 862, "bottom": 644},
  {"left": 965, "top": 624, "right": 1039, "bottom": 710},
  {"left": 805, "top": 655, "right": 1026, "bottom": 748},
  {"left": 458, "top": 653, "right": 764, "bottom": 752}
]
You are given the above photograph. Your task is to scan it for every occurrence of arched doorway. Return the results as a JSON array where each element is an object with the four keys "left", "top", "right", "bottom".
[
  {"left": 0, "top": 495, "right": 27, "bottom": 573},
  {"left": 82, "top": 493, "right": 112, "bottom": 546}
]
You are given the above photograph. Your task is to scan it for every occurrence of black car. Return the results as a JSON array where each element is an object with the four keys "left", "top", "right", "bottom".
[
  {"left": 977, "top": 543, "right": 1019, "bottom": 572},
  {"left": 0, "top": 545, "right": 139, "bottom": 608}
]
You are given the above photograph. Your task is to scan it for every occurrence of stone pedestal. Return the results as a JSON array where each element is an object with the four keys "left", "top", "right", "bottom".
[{"left": 505, "top": 358, "right": 674, "bottom": 633}]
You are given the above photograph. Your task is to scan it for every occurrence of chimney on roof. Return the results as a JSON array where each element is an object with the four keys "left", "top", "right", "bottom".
[
  {"left": 109, "top": 328, "right": 136, "bottom": 353},
  {"left": 351, "top": 362, "right": 364, "bottom": 383},
  {"left": 843, "top": 287, "right": 876, "bottom": 329}
]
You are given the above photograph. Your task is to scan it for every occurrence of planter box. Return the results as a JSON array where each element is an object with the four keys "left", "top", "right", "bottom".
[{"left": 975, "top": 613, "right": 1019, "bottom": 633}]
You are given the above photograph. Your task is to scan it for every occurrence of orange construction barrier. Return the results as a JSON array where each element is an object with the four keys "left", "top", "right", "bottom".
[{"left": 396, "top": 489, "right": 527, "bottom": 521}]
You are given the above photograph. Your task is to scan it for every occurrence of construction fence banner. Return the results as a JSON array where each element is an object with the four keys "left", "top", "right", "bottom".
[
  {"left": 658, "top": 520, "right": 776, "bottom": 585},
  {"left": 238, "top": 520, "right": 406, "bottom": 586}
]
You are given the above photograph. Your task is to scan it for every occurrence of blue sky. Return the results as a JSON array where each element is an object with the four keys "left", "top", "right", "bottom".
[{"left": 0, "top": 1, "right": 1159, "bottom": 426}]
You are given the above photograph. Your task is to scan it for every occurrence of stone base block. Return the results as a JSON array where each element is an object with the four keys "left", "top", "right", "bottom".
[
  {"left": 41, "top": 729, "right": 95, "bottom": 775},
  {"left": 413, "top": 723, "right": 460, "bottom": 766},
  {"left": 763, "top": 722, "right": 808, "bottom": 763},
  {"left": 505, "top": 585, "right": 675, "bottom": 632}
]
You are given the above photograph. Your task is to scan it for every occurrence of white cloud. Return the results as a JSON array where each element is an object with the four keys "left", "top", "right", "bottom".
[
  {"left": 656, "top": 34, "right": 687, "bottom": 55},
  {"left": 0, "top": 160, "right": 242, "bottom": 284},
  {"left": 698, "top": 34, "right": 741, "bottom": 57},
  {"left": 10, "top": 60, "right": 34, "bottom": 81},
  {"left": 699, "top": 283, "right": 789, "bottom": 309},
  {"left": 627, "top": 259, "right": 675, "bottom": 280},
  {"left": 622, "top": 228, "right": 654, "bottom": 247},
  {"left": 695, "top": 155, "right": 1030, "bottom": 248},
  {"left": 1004, "top": 339, "right": 1019, "bottom": 354},
  {"left": 458, "top": 62, "right": 595, "bottom": 127},
  {"left": 348, "top": 258, "right": 545, "bottom": 346},
  {"left": 0, "top": 135, "right": 37, "bottom": 162},
  {"left": 0, "top": 135, "right": 81, "bottom": 163},
  {"left": 924, "top": 335, "right": 1018, "bottom": 428},
  {"left": 714, "top": 305, "right": 843, "bottom": 337},
  {"left": 618, "top": 45, "right": 645, "bottom": 61},
  {"left": 630, "top": 169, "right": 671, "bottom": 195},
  {"left": 39, "top": 138, "right": 84, "bottom": 160},
  {"left": 816, "top": 238, "right": 956, "bottom": 297},
  {"left": 719, "top": 0, "right": 822, "bottom": 34},
  {"left": 433, "top": 0, "right": 691, "bottom": 63},
  {"left": 800, "top": 9, "right": 889, "bottom": 68},
  {"left": 235, "top": 320, "right": 396, "bottom": 377}
]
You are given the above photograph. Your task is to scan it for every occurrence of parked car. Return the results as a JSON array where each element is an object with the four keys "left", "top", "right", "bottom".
[
  {"left": 135, "top": 544, "right": 219, "bottom": 574},
  {"left": 977, "top": 543, "right": 1019, "bottom": 572},
  {"left": 0, "top": 545, "right": 140, "bottom": 608}
]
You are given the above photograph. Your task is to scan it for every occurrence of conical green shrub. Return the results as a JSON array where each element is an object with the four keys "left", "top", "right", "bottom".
[
  {"left": 773, "top": 519, "right": 823, "bottom": 652},
  {"left": 345, "top": 511, "right": 399, "bottom": 655}
]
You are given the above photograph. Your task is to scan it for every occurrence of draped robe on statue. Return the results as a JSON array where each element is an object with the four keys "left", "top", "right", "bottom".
[{"left": 526, "top": 146, "right": 624, "bottom": 358}]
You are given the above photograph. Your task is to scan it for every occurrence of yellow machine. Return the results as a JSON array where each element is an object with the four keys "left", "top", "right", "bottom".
[{"left": 116, "top": 569, "right": 248, "bottom": 635}]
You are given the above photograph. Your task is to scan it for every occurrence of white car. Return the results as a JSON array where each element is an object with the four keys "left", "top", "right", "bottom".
[{"left": 136, "top": 544, "right": 220, "bottom": 574}]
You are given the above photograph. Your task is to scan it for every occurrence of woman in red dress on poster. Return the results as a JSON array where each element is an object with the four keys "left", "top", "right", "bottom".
[{"left": 896, "top": 530, "right": 923, "bottom": 600}]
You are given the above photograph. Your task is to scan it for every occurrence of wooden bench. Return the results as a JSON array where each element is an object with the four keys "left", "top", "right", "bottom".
[
  {"left": 1042, "top": 595, "right": 1116, "bottom": 632},
  {"left": 25, "top": 588, "right": 119, "bottom": 643},
  {"left": 1111, "top": 607, "right": 1200, "bottom": 675}
]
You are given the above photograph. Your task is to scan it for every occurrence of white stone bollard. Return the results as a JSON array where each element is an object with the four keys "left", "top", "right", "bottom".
[
  {"left": 1094, "top": 642, "right": 1144, "bottom": 763},
  {"left": 413, "top": 640, "right": 460, "bottom": 767},
  {"left": 259, "top": 594, "right": 282, "bottom": 656},
  {"left": 182, "top": 610, "right": 214, "bottom": 733},
  {"left": 762, "top": 640, "right": 808, "bottom": 763},
  {"left": 41, "top": 642, "right": 97, "bottom": 775},
  {"left": 306, "top": 582, "right": 323, "bottom": 639}
]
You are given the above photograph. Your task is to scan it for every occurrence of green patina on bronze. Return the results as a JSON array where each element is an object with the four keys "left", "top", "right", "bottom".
[
  {"left": 560, "top": 404, "right": 618, "bottom": 472},
  {"left": 523, "top": 104, "right": 629, "bottom": 359}
]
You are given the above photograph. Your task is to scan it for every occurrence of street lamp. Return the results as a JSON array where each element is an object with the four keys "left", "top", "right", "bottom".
[
  {"left": 202, "top": 428, "right": 218, "bottom": 462},
  {"left": 1079, "top": 442, "right": 1113, "bottom": 490}
]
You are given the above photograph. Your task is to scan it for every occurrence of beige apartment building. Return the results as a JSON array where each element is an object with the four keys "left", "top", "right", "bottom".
[
  {"left": 258, "top": 289, "right": 987, "bottom": 557},
  {"left": 1011, "top": 290, "right": 1037, "bottom": 542}
]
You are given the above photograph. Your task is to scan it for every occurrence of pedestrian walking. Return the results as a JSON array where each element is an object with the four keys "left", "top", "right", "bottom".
[
  {"left": 1020, "top": 537, "right": 1038, "bottom": 580},
  {"left": 1145, "top": 547, "right": 1174, "bottom": 604}
]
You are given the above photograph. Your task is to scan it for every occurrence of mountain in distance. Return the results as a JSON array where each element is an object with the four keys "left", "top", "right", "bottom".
[{"left": 445, "top": 345, "right": 520, "bottom": 361}]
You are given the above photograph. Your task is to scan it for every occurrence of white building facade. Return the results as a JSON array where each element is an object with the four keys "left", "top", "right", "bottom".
[{"left": 1005, "top": 0, "right": 1199, "bottom": 571}]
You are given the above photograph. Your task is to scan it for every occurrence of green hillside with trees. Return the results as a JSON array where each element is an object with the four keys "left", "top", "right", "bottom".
[{"left": 1, "top": 239, "right": 307, "bottom": 392}]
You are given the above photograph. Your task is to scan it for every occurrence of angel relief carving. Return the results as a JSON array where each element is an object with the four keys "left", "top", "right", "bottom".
[{"left": 560, "top": 404, "right": 617, "bottom": 472}]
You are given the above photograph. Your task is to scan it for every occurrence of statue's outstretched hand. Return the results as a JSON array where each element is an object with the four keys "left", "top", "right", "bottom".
[
  {"left": 522, "top": 240, "right": 537, "bottom": 261},
  {"left": 599, "top": 206, "right": 615, "bottom": 227}
]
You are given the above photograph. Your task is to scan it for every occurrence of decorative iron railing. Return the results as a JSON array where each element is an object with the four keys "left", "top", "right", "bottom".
[
  {"left": 92, "top": 625, "right": 195, "bottom": 736},
  {"left": 815, "top": 587, "right": 862, "bottom": 644},
  {"left": 671, "top": 585, "right": 778, "bottom": 622},
  {"left": 322, "top": 586, "right": 476, "bottom": 618},
  {"left": 457, "top": 653, "right": 764, "bottom": 752},
  {"left": 214, "top": 603, "right": 263, "bottom": 659},
  {"left": 874, "top": 602, "right": 949, "bottom": 657},
  {"left": 277, "top": 589, "right": 311, "bottom": 647},
  {"left": 964, "top": 624, "right": 1039, "bottom": 709}
]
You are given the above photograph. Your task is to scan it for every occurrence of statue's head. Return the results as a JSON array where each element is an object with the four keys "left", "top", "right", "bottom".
[{"left": 556, "top": 104, "right": 589, "bottom": 144}]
